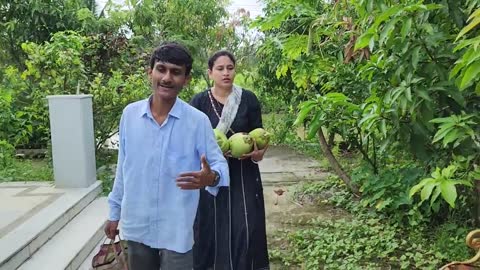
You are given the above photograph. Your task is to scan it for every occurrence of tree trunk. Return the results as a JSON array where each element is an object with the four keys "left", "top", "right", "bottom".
[
  {"left": 317, "top": 128, "right": 360, "bottom": 196},
  {"left": 327, "top": 131, "right": 335, "bottom": 148}
]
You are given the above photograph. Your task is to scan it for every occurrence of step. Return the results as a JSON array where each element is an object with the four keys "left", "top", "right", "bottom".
[
  {"left": 78, "top": 235, "right": 108, "bottom": 270},
  {"left": 18, "top": 197, "right": 108, "bottom": 270},
  {"left": 0, "top": 181, "right": 102, "bottom": 270}
]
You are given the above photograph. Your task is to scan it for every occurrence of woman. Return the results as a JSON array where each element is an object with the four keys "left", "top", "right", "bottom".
[{"left": 191, "top": 50, "right": 270, "bottom": 270}]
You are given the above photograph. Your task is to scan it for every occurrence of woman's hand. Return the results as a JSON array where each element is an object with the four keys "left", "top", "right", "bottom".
[
  {"left": 240, "top": 141, "right": 269, "bottom": 162},
  {"left": 224, "top": 150, "right": 232, "bottom": 158}
]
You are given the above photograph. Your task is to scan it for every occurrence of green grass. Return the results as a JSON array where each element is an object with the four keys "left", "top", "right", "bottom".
[{"left": 0, "top": 159, "right": 53, "bottom": 182}]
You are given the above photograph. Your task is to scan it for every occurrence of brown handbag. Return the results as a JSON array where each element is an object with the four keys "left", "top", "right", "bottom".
[{"left": 91, "top": 236, "right": 128, "bottom": 270}]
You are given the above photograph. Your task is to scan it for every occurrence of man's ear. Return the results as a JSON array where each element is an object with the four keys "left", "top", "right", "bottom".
[
  {"left": 147, "top": 67, "right": 152, "bottom": 80},
  {"left": 207, "top": 69, "right": 212, "bottom": 79}
]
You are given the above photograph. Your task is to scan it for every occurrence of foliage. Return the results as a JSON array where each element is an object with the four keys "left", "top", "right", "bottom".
[
  {"left": 89, "top": 70, "right": 150, "bottom": 150},
  {"left": 1, "top": 0, "right": 254, "bottom": 154},
  {"left": 0, "top": 84, "right": 33, "bottom": 146},
  {"left": 352, "top": 163, "right": 426, "bottom": 223},
  {"left": 410, "top": 165, "right": 473, "bottom": 209},
  {"left": 2, "top": 30, "right": 150, "bottom": 150},
  {"left": 0, "top": 0, "right": 95, "bottom": 69},
  {"left": 270, "top": 216, "right": 472, "bottom": 269},
  {"left": 254, "top": 0, "right": 480, "bottom": 222},
  {"left": 0, "top": 158, "right": 53, "bottom": 181},
  {"left": 273, "top": 178, "right": 474, "bottom": 269},
  {"left": 0, "top": 140, "right": 15, "bottom": 169},
  {"left": 262, "top": 113, "right": 298, "bottom": 145}
]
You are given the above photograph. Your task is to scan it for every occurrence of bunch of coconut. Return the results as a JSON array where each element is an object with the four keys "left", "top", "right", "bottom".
[{"left": 213, "top": 128, "right": 271, "bottom": 158}]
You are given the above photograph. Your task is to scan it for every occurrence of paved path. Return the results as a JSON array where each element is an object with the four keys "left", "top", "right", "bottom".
[{"left": 258, "top": 146, "right": 328, "bottom": 234}]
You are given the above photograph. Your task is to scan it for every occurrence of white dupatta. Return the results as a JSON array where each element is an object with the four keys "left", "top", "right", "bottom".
[{"left": 215, "top": 84, "right": 242, "bottom": 134}]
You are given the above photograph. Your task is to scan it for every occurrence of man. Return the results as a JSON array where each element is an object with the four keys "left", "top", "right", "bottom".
[{"left": 104, "top": 42, "right": 229, "bottom": 270}]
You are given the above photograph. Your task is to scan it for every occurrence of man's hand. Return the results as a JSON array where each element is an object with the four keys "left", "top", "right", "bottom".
[
  {"left": 104, "top": 220, "right": 119, "bottom": 239},
  {"left": 240, "top": 141, "right": 269, "bottom": 162},
  {"left": 176, "top": 155, "right": 216, "bottom": 189}
]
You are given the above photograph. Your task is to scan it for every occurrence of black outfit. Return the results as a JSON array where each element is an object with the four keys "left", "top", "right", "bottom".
[{"left": 191, "top": 89, "right": 270, "bottom": 270}]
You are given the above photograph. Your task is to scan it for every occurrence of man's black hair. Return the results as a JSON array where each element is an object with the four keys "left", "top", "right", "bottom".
[{"left": 149, "top": 41, "right": 193, "bottom": 75}]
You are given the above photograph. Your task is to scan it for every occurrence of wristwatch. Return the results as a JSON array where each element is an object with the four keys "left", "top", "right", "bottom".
[{"left": 209, "top": 170, "right": 220, "bottom": 187}]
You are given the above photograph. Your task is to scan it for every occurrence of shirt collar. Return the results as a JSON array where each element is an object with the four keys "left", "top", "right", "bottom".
[{"left": 140, "top": 96, "right": 182, "bottom": 119}]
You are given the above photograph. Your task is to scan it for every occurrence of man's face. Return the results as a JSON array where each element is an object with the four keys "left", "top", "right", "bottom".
[{"left": 148, "top": 61, "right": 191, "bottom": 101}]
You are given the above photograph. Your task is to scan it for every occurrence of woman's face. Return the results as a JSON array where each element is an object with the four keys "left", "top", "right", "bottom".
[{"left": 208, "top": 55, "right": 236, "bottom": 89}]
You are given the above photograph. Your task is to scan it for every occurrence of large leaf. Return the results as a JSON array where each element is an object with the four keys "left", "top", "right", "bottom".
[
  {"left": 420, "top": 181, "right": 436, "bottom": 202},
  {"left": 440, "top": 181, "right": 457, "bottom": 208}
]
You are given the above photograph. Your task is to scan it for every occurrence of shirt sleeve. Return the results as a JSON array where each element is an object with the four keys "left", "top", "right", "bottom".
[
  {"left": 107, "top": 111, "right": 126, "bottom": 221},
  {"left": 198, "top": 115, "right": 230, "bottom": 196}
]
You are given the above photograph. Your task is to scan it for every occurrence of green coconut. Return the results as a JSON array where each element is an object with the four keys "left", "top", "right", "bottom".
[
  {"left": 213, "top": 129, "right": 230, "bottom": 153},
  {"left": 249, "top": 128, "right": 271, "bottom": 150},
  {"left": 228, "top": 133, "right": 254, "bottom": 158}
]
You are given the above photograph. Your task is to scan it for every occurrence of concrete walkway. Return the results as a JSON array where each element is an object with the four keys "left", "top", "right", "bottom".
[{"left": 259, "top": 146, "right": 328, "bottom": 234}]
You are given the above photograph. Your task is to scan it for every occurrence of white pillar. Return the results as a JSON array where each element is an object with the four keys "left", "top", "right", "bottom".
[{"left": 47, "top": 95, "right": 97, "bottom": 188}]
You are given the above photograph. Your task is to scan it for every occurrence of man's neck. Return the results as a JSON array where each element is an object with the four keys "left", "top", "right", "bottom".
[{"left": 150, "top": 95, "right": 175, "bottom": 124}]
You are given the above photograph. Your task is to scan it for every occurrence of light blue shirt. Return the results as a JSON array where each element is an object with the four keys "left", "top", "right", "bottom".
[{"left": 107, "top": 97, "right": 229, "bottom": 253}]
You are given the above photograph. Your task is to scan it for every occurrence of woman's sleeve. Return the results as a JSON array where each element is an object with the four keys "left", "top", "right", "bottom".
[
  {"left": 190, "top": 93, "right": 201, "bottom": 109},
  {"left": 247, "top": 91, "right": 263, "bottom": 130}
]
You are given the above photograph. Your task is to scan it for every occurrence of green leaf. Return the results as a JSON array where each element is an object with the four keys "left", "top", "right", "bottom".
[
  {"left": 440, "top": 181, "right": 457, "bottom": 208},
  {"left": 401, "top": 18, "right": 412, "bottom": 41},
  {"left": 416, "top": 89, "right": 432, "bottom": 101},
  {"left": 420, "top": 181, "right": 436, "bottom": 202},
  {"left": 443, "top": 129, "right": 462, "bottom": 147},
  {"left": 456, "top": 16, "right": 480, "bottom": 41},
  {"left": 409, "top": 178, "right": 434, "bottom": 198},
  {"left": 432, "top": 125, "right": 456, "bottom": 144},
  {"left": 405, "top": 87, "right": 412, "bottom": 101},
  {"left": 379, "top": 18, "right": 398, "bottom": 46},
  {"left": 307, "top": 111, "right": 323, "bottom": 140},
  {"left": 294, "top": 101, "right": 317, "bottom": 126},
  {"left": 380, "top": 119, "right": 387, "bottom": 138},
  {"left": 409, "top": 183, "right": 424, "bottom": 198},
  {"left": 450, "top": 62, "right": 464, "bottom": 79},
  {"left": 412, "top": 47, "right": 421, "bottom": 69},
  {"left": 374, "top": 6, "right": 402, "bottom": 27},
  {"left": 282, "top": 34, "right": 309, "bottom": 60},
  {"left": 441, "top": 165, "right": 457, "bottom": 179},
  {"left": 430, "top": 188, "right": 441, "bottom": 206},
  {"left": 430, "top": 117, "right": 452, "bottom": 123},
  {"left": 459, "top": 61, "right": 480, "bottom": 90},
  {"left": 355, "top": 33, "right": 373, "bottom": 50}
]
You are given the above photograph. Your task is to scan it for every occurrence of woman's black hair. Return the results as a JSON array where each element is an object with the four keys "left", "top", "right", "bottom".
[{"left": 208, "top": 50, "right": 236, "bottom": 70}]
